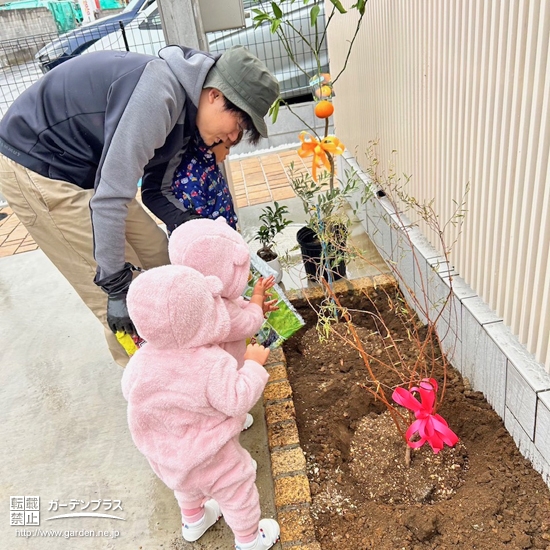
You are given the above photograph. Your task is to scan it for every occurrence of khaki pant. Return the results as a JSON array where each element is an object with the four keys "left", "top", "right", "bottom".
[{"left": 0, "top": 153, "right": 169, "bottom": 367}]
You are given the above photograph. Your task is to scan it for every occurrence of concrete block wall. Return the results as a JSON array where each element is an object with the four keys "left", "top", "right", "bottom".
[
  {"left": 0, "top": 8, "right": 57, "bottom": 40},
  {"left": 339, "top": 150, "right": 550, "bottom": 487},
  {"left": 0, "top": 8, "right": 57, "bottom": 67}
]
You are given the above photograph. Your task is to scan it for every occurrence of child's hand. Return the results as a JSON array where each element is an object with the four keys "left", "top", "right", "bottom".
[
  {"left": 263, "top": 297, "right": 279, "bottom": 317},
  {"left": 252, "top": 276, "right": 275, "bottom": 297},
  {"left": 250, "top": 276, "right": 276, "bottom": 312},
  {"left": 244, "top": 343, "right": 270, "bottom": 366}
]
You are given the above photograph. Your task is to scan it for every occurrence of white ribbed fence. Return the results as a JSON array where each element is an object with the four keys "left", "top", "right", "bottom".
[{"left": 327, "top": 0, "right": 550, "bottom": 369}]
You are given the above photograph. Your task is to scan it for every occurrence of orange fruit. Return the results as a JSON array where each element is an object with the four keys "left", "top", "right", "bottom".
[
  {"left": 314, "top": 85, "right": 333, "bottom": 99},
  {"left": 314, "top": 100, "right": 334, "bottom": 119}
]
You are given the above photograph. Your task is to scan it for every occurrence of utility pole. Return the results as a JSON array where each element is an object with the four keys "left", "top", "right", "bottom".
[
  {"left": 156, "top": 0, "right": 246, "bottom": 55},
  {"left": 156, "top": 0, "right": 207, "bottom": 51}
]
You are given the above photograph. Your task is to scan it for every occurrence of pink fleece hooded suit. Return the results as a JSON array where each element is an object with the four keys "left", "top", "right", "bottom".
[
  {"left": 121, "top": 264, "right": 269, "bottom": 534},
  {"left": 168, "top": 217, "right": 265, "bottom": 366}
]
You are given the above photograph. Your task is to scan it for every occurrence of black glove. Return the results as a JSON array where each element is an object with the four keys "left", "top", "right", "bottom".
[
  {"left": 95, "top": 263, "right": 138, "bottom": 334},
  {"left": 106, "top": 293, "right": 135, "bottom": 335}
]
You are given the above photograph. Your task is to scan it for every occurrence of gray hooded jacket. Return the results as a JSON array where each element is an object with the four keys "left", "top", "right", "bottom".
[{"left": 0, "top": 46, "right": 215, "bottom": 281}]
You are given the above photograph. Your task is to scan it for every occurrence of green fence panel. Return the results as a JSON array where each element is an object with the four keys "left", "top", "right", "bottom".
[
  {"left": 47, "top": 1, "right": 79, "bottom": 33},
  {"left": 99, "top": 0, "right": 124, "bottom": 10},
  {"left": 0, "top": 0, "right": 80, "bottom": 34}
]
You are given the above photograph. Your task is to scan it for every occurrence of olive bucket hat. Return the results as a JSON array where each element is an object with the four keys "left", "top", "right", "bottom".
[{"left": 203, "top": 45, "right": 280, "bottom": 138}]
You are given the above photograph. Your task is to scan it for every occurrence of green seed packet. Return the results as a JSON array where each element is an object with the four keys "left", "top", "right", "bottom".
[{"left": 244, "top": 255, "right": 305, "bottom": 349}]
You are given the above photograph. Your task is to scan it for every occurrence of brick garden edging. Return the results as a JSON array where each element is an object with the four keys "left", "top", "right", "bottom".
[{"left": 261, "top": 274, "right": 397, "bottom": 549}]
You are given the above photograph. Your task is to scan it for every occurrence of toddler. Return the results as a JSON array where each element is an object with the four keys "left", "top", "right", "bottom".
[
  {"left": 169, "top": 133, "right": 239, "bottom": 230},
  {"left": 169, "top": 217, "right": 278, "bottom": 431},
  {"left": 169, "top": 217, "right": 278, "bottom": 369},
  {"left": 122, "top": 264, "right": 280, "bottom": 549}
]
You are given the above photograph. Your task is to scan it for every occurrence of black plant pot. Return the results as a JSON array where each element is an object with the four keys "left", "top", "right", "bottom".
[{"left": 296, "top": 226, "right": 347, "bottom": 282}]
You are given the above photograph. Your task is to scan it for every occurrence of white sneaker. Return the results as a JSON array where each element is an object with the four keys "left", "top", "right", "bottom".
[
  {"left": 181, "top": 499, "right": 222, "bottom": 542},
  {"left": 242, "top": 413, "right": 254, "bottom": 431},
  {"left": 235, "top": 518, "right": 280, "bottom": 550}
]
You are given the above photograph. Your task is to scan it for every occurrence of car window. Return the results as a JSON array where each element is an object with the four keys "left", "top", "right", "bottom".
[
  {"left": 123, "top": 0, "right": 143, "bottom": 13},
  {"left": 123, "top": 0, "right": 155, "bottom": 14},
  {"left": 141, "top": 0, "right": 157, "bottom": 12},
  {"left": 138, "top": 8, "right": 162, "bottom": 31}
]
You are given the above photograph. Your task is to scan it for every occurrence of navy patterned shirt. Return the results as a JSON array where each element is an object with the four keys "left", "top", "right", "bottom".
[{"left": 170, "top": 135, "right": 238, "bottom": 229}]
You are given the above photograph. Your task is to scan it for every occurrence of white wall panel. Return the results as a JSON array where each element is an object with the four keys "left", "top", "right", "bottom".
[{"left": 327, "top": 0, "right": 550, "bottom": 368}]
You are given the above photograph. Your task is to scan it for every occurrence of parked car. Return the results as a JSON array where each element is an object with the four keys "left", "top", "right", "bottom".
[
  {"left": 84, "top": 0, "right": 328, "bottom": 99},
  {"left": 35, "top": 0, "right": 156, "bottom": 73}
]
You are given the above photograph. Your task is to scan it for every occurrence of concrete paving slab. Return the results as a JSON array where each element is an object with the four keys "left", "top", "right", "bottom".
[{"left": 0, "top": 250, "right": 279, "bottom": 549}]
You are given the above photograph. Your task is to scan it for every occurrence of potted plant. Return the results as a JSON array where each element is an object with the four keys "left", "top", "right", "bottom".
[
  {"left": 291, "top": 154, "right": 359, "bottom": 282},
  {"left": 252, "top": 0, "right": 367, "bottom": 283},
  {"left": 254, "top": 201, "right": 292, "bottom": 283}
]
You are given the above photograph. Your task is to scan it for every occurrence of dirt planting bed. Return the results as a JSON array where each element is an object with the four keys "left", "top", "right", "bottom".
[{"left": 283, "top": 287, "right": 550, "bottom": 550}]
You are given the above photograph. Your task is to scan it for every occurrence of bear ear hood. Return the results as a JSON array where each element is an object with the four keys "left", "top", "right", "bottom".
[
  {"left": 127, "top": 265, "right": 230, "bottom": 349},
  {"left": 169, "top": 218, "right": 251, "bottom": 300}
]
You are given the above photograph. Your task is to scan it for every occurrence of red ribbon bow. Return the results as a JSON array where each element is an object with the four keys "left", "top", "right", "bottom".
[{"left": 392, "top": 378, "right": 459, "bottom": 454}]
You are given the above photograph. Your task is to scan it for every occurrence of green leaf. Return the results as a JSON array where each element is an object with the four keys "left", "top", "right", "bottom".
[
  {"left": 252, "top": 8, "right": 269, "bottom": 19},
  {"left": 310, "top": 4, "right": 320, "bottom": 26},
  {"left": 269, "top": 97, "right": 281, "bottom": 123},
  {"left": 271, "top": 1, "right": 283, "bottom": 19},
  {"left": 352, "top": 0, "right": 366, "bottom": 15},
  {"left": 270, "top": 18, "right": 282, "bottom": 33},
  {"left": 327, "top": 0, "right": 347, "bottom": 14},
  {"left": 252, "top": 12, "right": 270, "bottom": 27}
]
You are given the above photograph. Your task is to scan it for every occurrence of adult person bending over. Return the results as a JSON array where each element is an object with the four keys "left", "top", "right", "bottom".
[{"left": 0, "top": 45, "right": 279, "bottom": 366}]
